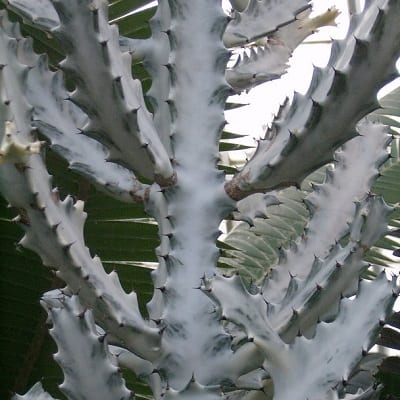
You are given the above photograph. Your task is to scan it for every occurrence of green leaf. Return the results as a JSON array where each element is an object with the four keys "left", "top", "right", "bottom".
[
  {"left": 376, "top": 86, "right": 400, "bottom": 117},
  {"left": 219, "top": 186, "right": 310, "bottom": 283},
  {"left": 376, "top": 357, "right": 400, "bottom": 398},
  {"left": 219, "top": 142, "right": 254, "bottom": 152},
  {"left": 115, "top": 7, "right": 155, "bottom": 38},
  {"left": 108, "top": 0, "right": 154, "bottom": 21}
]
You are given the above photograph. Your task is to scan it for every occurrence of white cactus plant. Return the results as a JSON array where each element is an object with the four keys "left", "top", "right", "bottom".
[{"left": 0, "top": 0, "right": 400, "bottom": 400}]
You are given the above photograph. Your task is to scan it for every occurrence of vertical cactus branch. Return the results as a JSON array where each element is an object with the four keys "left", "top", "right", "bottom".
[{"left": 142, "top": 1, "right": 237, "bottom": 393}]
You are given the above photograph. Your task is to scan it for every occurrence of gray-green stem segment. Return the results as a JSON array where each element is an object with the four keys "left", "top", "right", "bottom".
[{"left": 144, "top": 0, "right": 238, "bottom": 395}]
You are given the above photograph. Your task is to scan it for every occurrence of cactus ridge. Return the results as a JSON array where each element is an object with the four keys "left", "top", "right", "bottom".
[
  {"left": 142, "top": 0, "right": 173, "bottom": 156},
  {"left": 145, "top": 184, "right": 174, "bottom": 321}
]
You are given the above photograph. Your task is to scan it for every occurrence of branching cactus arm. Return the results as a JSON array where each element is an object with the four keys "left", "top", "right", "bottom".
[
  {"left": 263, "top": 120, "right": 392, "bottom": 304},
  {"left": 51, "top": 0, "right": 173, "bottom": 184},
  {"left": 31, "top": 69, "right": 148, "bottom": 202},
  {"left": 0, "top": 4, "right": 151, "bottom": 203},
  {"left": 204, "top": 273, "right": 398, "bottom": 400},
  {"left": 5, "top": 0, "right": 59, "bottom": 31},
  {"left": 269, "top": 195, "right": 393, "bottom": 342},
  {"left": 0, "top": 18, "right": 160, "bottom": 360},
  {"left": 271, "top": 274, "right": 398, "bottom": 400},
  {"left": 8, "top": 0, "right": 174, "bottom": 183},
  {"left": 226, "top": 8, "right": 339, "bottom": 92},
  {"left": 40, "top": 293, "right": 134, "bottom": 400},
  {"left": 225, "top": 0, "right": 400, "bottom": 200},
  {"left": 0, "top": 152, "right": 161, "bottom": 359},
  {"left": 223, "top": 0, "right": 311, "bottom": 47},
  {"left": 24, "top": 50, "right": 148, "bottom": 203}
]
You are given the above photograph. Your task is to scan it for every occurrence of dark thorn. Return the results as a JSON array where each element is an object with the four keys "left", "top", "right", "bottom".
[
  {"left": 362, "top": 349, "right": 367, "bottom": 356},
  {"left": 98, "top": 334, "right": 107, "bottom": 343},
  {"left": 62, "top": 242, "right": 75, "bottom": 253}
]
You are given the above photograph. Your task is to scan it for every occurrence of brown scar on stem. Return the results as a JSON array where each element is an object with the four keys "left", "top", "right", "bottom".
[
  {"left": 17, "top": 208, "right": 30, "bottom": 225},
  {"left": 224, "top": 173, "right": 250, "bottom": 201},
  {"left": 154, "top": 171, "right": 177, "bottom": 188},
  {"left": 130, "top": 189, "right": 145, "bottom": 204},
  {"left": 225, "top": 172, "right": 299, "bottom": 201}
]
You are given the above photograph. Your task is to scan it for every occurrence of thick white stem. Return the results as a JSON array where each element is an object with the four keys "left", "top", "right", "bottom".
[{"left": 145, "top": 0, "right": 236, "bottom": 392}]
